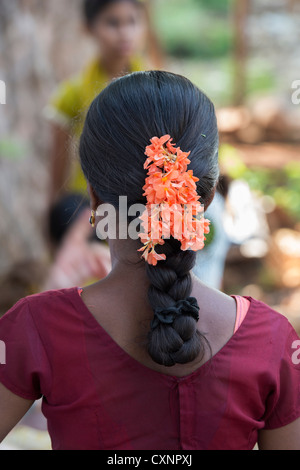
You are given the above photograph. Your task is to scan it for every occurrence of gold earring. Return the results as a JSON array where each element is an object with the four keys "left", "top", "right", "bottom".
[{"left": 89, "top": 210, "right": 96, "bottom": 228}]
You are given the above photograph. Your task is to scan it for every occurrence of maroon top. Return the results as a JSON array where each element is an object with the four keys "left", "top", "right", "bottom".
[{"left": 0, "top": 287, "right": 300, "bottom": 450}]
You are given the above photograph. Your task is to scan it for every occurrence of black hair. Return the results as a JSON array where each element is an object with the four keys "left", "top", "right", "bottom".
[
  {"left": 83, "top": 0, "right": 142, "bottom": 26},
  {"left": 49, "top": 194, "right": 90, "bottom": 246},
  {"left": 80, "top": 71, "right": 219, "bottom": 367}
]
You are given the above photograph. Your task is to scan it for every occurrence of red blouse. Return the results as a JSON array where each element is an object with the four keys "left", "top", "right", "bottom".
[{"left": 0, "top": 287, "right": 300, "bottom": 450}]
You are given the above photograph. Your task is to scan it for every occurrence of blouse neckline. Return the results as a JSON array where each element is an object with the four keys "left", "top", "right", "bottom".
[{"left": 69, "top": 286, "right": 254, "bottom": 383}]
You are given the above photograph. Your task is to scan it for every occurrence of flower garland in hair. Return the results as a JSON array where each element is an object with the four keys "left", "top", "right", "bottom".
[{"left": 138, "top": 135, "right": 210, "bottom": 266}]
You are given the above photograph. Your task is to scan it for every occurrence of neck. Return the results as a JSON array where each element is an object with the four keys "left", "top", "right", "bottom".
[
  {"left": 84, "top": 238, "right": 220, "bottom": 328},
  {"left": 107, "top": 238, "right": 151, "bottom": 295},
  {"left": 100, "top": 54, "right": 131, "bottom": 79},
  {"left": 106, "top": 237, "right": 204, "bottom": 298}
]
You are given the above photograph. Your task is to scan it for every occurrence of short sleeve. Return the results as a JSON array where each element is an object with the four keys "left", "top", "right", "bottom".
[
  {"left": 264, "top": 322, "right": 300, "bottom": 430},
  {"left": 0, "top": 298, "right": 49, "bottom": 400},
  {"left": 44, "top": 77, "right": 82, "bottom": 129}
]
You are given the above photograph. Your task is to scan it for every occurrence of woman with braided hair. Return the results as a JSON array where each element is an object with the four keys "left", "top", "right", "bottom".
[{"left": 1, "top": 71, "right": 300, "bottom": 450}]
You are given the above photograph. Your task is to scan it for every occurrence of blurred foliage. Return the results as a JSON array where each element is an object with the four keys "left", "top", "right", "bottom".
[
  {"left": 153, "top": 0, "right": 233, "bottom": 59},
  {"left": 0, "top": 138, "right": 25, "bottom": 160},
  {"left": 192, "top": 0, "right": 233, "bottom": 14},
  {"left": 182, "top": 58, "right": 276, "bottom": 108},
  {"left": 153, "top": 0, "right": 277, "bottom": 106},
  {"left": 220, "top": 144, "right": 300, "bottom": 222},
  {"left": 246, "top": 60, "right": 276, "bottom": 96},
  {"left": 203, "top": 218, "right": 215, "bottom": 248}
]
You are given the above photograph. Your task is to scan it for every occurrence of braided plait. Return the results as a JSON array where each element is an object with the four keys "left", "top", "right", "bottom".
[{"left": 146, "top": 238, "right": 207, "bottom": 367}]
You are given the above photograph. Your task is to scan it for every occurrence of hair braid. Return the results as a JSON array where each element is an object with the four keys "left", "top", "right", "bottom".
[{"left": 146, "top": 239, "right": 207, "bottom": 367}]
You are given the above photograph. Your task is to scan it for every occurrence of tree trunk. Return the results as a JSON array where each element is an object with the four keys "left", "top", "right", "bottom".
[{"left": 232, "top": 0, "right": 250, "bottom": 106}]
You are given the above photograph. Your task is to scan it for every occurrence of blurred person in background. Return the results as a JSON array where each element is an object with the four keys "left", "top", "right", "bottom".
[
  {"left": 46, "top": 0, "right": 149, "bottom": 201},
  {"left": 193, "top": 177, "right": 231, "bottom": 290},
  {"left": 43, "top": 0, "right": 154, "bottom": 291}
]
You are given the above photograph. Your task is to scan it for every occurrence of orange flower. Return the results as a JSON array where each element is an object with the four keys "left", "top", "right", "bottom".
[
  {"left": 144, "top": 135, "right": 171, "bottom": 170},
  {"left": 138, "top": 135, "right": 210, "bottom": 265},
  {"left": 138, "top": 239, "right": 166, "bottom": 266}
]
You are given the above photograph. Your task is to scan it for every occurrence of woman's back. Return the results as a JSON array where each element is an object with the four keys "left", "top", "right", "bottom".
[
  {"left": 1, "top": 281, "right": 299, "bottom": 450},
  {"left": 79, "top": 271, "right": 237, "bottom": 378}
]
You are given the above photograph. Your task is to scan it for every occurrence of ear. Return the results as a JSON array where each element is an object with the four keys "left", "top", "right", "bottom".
[{"left": 87, "top": 183, "right": 102, "bottom": 211}]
